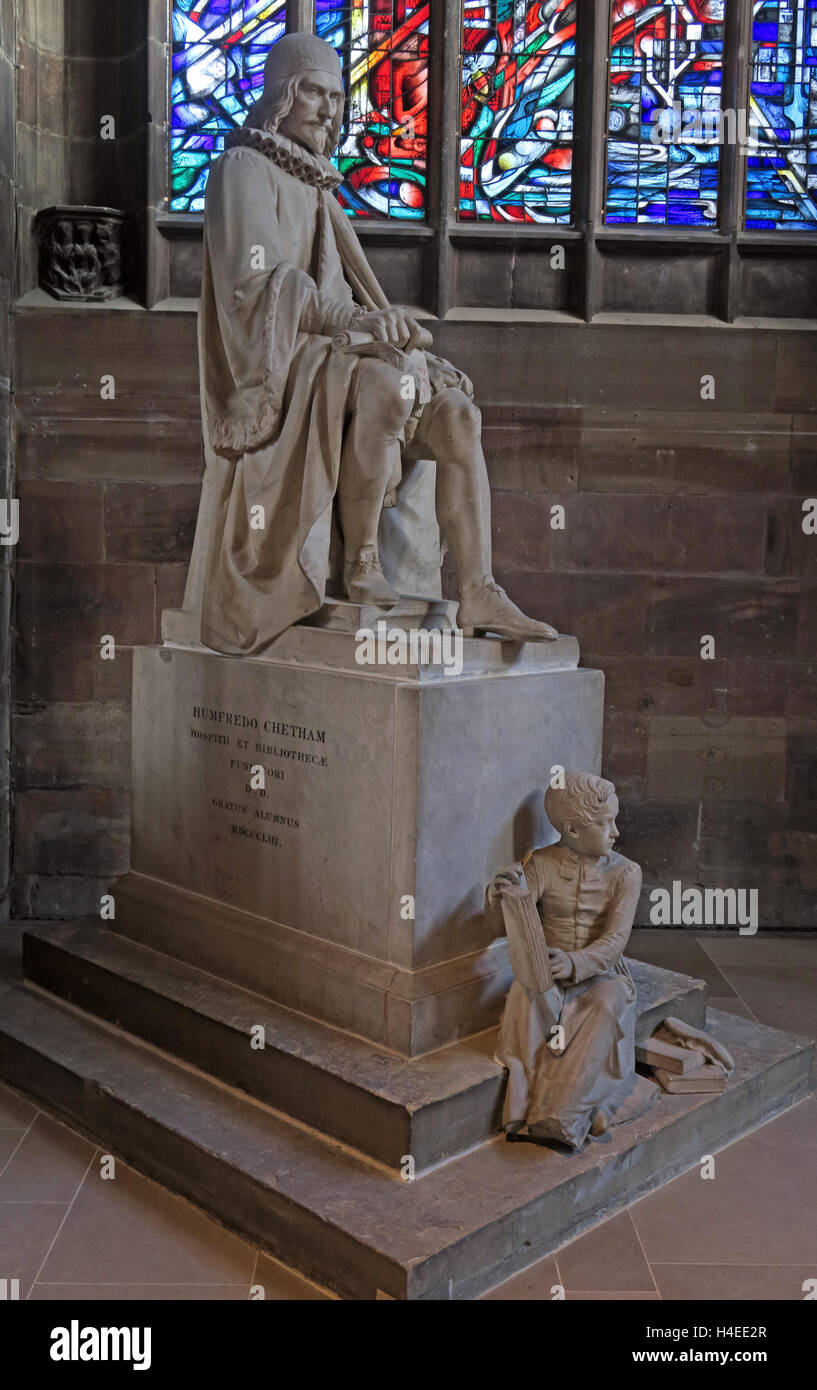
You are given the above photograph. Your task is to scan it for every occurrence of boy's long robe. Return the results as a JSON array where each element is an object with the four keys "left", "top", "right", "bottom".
[{"left": 495, "top": 844, "right": 650, "bottom": 1150}]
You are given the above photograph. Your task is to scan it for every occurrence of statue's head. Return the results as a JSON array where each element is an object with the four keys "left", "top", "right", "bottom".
[
  {"left": 545, "top": 773, "right": 619, "bottom": 859},
  {"left": 245, "top": 33, "right": 344, "bottom": 158}
]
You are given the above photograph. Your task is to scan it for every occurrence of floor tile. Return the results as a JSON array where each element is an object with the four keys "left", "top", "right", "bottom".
[
  {"left": 39, "top": 1160, "right": 257, "bottom": 1285},
  {"left": 480, "top": 1254, "right": 560, "bottom": 1300},
  {"left": 556, "top": 1211, "right": 655, "bottom": 1292},
  {"left": 631, "top": 1098, "right": 817, "bottom": 1266},
  {"left": 0, "top": 1203, "right": 70, "bottom": 1297},
  {"left": 30, "top": 1283, "right": 252, "bottom": 1301},
  {"left": 698, "top": 938, "right": 817, "bottom": 1041},
  {"left": 566, "top": 1290, "right": 661, "bottom": 1300},
  {"left": 0, "top": 1131, "right": 26, "bottom": 1172},
  {"left": 702, "top": 936, "right": 817, "bottom": 971},
  {"left": 0, "top": 1080, "right": 38, "bottom": 1129},
  {"left": 254, "top": 1252, "right": 330, "bottom": 1300},
  {"left": 0, "top": 1113, "right": 95, "bottom": 1202},
  {"left": 627, "top": 931, "right": 735, "bottom": 995},
  {"left": 652, "top": 1264, "right": 817, "bottom": 1301}
]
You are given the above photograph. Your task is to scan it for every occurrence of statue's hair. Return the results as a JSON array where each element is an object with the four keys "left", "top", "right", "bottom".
[
  {"left": 545, "top": 773, "right": 617, "bottom": 834},
  {"left": 244, "top": 72, "right": 344, "bottom": 154}
]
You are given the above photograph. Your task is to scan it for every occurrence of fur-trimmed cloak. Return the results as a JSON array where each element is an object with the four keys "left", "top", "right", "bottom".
[{"left": 194, "top": 129, "right": 455, "bottom": 654}]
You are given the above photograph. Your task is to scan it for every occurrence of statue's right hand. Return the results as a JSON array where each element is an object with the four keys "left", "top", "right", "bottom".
[
  {"left": 486, "top": 864, "right": 524, "bottom": 907},
  {"left": 355, "top": 308, "right": 432, "bottom": 350}
]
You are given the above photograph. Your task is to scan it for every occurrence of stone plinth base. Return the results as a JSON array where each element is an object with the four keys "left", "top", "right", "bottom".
[
  {"left": 0, "top": 946, "right": 811, "bottom": 1299},
  {"left": 122, "top": 625, "right": 603, "bottom": 1055},
  {"left": 22, "top": 920, "right": 708, "bottom": 1172}
]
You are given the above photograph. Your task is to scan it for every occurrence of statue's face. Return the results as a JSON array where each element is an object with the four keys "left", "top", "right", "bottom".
[
  {"left": 279, "top": 70, "right": 343, "bottom": 155},
  {"left": 565, "top": 796, "right": 619, "bottom": 859}
]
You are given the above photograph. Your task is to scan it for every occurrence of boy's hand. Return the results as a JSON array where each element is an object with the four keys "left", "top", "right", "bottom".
[
  {"left": 487, "top": 864, "right": 524, "bottom": 908},
  {"left": 548, "top": 948, "right": 572, "bottom": 982}
]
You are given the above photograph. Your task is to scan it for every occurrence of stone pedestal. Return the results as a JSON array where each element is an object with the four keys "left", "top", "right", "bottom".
[
  {"left": 1, "top": 606, "right": 811, "bottom": 1299},
  {"left": 115, "top": 612, "right": 604, "bottom": 1056}
]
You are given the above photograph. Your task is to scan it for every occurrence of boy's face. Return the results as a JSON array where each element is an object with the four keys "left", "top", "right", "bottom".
[{"left": 565, "top": 796, "right": 619, "bottom": 858}]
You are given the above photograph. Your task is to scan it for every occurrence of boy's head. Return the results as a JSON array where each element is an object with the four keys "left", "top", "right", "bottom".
[{"left": 545, "top": 773, "right": 619, "bottom": 859}]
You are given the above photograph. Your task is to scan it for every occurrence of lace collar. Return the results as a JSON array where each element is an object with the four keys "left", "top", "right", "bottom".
[{"left": 224, "top": 126, "right": 343, "bottom": 191}]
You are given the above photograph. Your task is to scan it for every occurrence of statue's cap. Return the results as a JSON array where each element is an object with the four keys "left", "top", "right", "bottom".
[{"left": 262, "top": 33, "right": 342, "bottom": 88}]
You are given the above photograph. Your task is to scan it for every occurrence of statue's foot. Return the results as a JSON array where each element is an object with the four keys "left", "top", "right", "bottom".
[
  {"left": 458, "top": 578, "right": 558, "bottom": 642},
  {"left": 344, "top": 547, "right": 400, "bottom": 607},
  {"left": 589, "top": 1110, "right": 608, "bottom": 1138}
]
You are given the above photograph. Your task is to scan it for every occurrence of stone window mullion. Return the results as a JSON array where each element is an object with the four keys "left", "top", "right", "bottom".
[
  {"left": 719, "top": 0, "right": 755, "bottom": 320},
  {"left": 287, "top": 0, "right": 315, "bottom": 34}
]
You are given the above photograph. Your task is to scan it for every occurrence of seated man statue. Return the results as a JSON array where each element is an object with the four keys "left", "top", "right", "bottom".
[{"left": 186, "top": 31, "right": 557, "bottom": 654}]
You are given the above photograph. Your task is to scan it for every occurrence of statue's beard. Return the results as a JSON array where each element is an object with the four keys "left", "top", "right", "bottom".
[
  {"left": 308, "top": 127, "right": 330, "bottom": 154},
  {"left": 283, "top": 121, "right": 331, "bottom": 156}
]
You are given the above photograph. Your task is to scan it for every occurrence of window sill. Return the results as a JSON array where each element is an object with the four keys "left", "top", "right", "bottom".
[
  {"left": 14, "top": 289, "right": 146, "bottom": 312},
  {"left": 155, "top": 212, "right": 436, "bottom": 240},
  {"left": 14, "top": 291, "right": 817, "bottom": 332}
]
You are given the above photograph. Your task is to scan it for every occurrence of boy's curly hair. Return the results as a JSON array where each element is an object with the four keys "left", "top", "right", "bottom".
[{"left": 545, "top": 773, "right": 616, "bottom": 834}]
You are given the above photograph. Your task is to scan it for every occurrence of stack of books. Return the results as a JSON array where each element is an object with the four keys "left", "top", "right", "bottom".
[{"left": 635, "top": 1036, "right": 728, "bottom": 1093}]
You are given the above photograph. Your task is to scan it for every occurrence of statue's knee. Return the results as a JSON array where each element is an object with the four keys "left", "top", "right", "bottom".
[
  {"left": 352, "top": 357, "right": 414, "bottom": 433},
  {"left": 599, "top": 977, "right": 630, "bottom": 1020},
  {"left": 429, "top": 388, "right": 482, "bottom": 444}
]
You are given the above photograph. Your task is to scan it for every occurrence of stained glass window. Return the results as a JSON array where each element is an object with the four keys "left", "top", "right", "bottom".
[
  {"left": 459, "top": 1, "right": 577, "bottom": 223},
  {"left": 605, "top": 0, "right": 727, "bottom": 226},
  {"left": 171, "top": 1, "right": 429, "bottom": 218},
  {"left": 171, "top": 2, "right": 287, "bottom": 212},
  {"left": 316, "top": 1, "right": 430, "bottom": 218},
  {"left": 745, "top": 0, "right": 817, "bottom": 230}
]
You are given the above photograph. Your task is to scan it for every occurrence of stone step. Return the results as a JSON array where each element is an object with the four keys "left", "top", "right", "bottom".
[
  {"left": 0, "top": 975, "right": 810, "bottom": 1300},
  {"left": 23, "top": 920, "right": 707, "bottom": 1171}
]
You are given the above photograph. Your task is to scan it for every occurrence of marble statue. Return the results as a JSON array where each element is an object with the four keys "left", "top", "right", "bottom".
[
  {"left": 188, "top": 31, "right": 557, "bottom": 654},
  {"left": 487, "top": 773, "right": 651, "bottom": 1151}
]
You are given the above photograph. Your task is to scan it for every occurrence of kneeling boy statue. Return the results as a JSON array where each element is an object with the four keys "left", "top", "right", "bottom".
[{"left": 487, "top": 773, "right": 646, "bottom": 1151}]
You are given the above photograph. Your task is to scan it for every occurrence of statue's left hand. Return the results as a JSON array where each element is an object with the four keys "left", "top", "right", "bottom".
[
  {"left": 548, "top": 948, "right": 573, "bottom": 982},
  {"left": 356, "top": 308, "right": 433, "bottom": 350}
]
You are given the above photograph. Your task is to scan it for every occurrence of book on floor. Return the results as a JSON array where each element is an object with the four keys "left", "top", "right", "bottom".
[{"left": 653, "top": 1063, "right": 727, "bottom": 1094}]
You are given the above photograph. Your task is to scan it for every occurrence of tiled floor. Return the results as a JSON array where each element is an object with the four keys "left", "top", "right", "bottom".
[{"left": 0, "top": 930, "right": 815, "bottom": 1301}]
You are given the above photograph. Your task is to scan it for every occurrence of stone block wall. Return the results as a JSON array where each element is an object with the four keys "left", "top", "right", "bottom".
[
  {"left": 12, "top": 307, "right": 200, "bottom": 917},
  {"left": 10, "top": 307, "right": 817, "bottom": 927},
  {"left": 0, "top": 0, "right": 15, "bottom": 918}
]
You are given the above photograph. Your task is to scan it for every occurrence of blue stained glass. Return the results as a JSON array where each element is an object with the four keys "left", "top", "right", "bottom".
[
  {"left": 170, "top": 1, "right": 287, "bottom": 211},
  {"left": 745, "top": 0, "right": 817, "bottom": 229},
  {"left": 604, "top": 1, "right": 727, "bottom": 227},
  {"left": 171, "top": 0, "right": 428, "bottom": 219}
]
